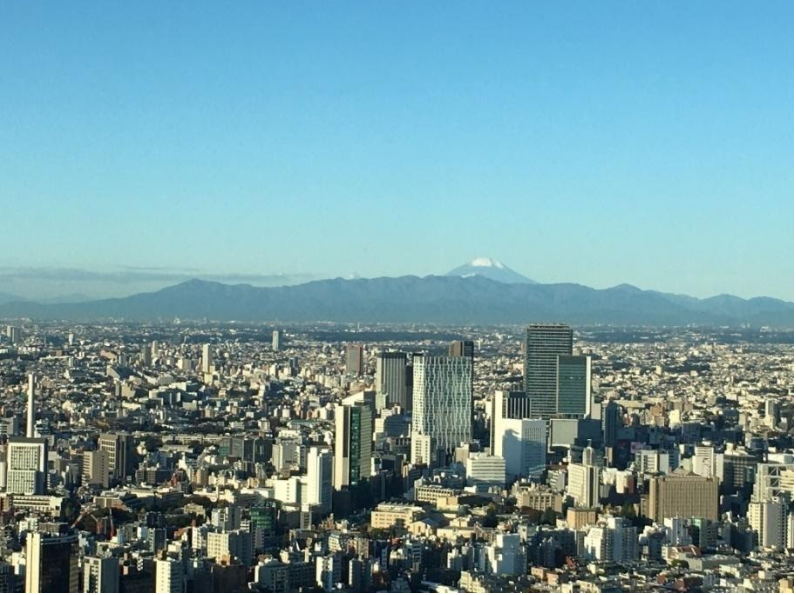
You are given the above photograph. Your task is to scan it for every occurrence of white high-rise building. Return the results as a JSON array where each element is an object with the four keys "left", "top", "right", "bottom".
[
  {"left": 749, "top": 496, "right": 790, "bottom": 550},
  {"left": 410, "top": 354, "right": 472, "bottom": 466},
  {"left": 201, "top": 344, "right": 213, "bottom": 374},
  {"left": 583, "top": 516, "right": 638, "bottom": 562},
  {"left": 6, "top": 437, "right": 47, "bottom": 495},
  {"left": 83, "top": 556, "right": 120, "bottom": 593},
  {"left": 272, "top": 330, "right": 282, "bottom": 352},
  {"left": 492, "top": 391, "right": 547, "bottom": 480},
  {"left": 567, "top": 459, "right": 600, "bottom": 508},
  {"left": 487, "top": 533, "right": 525, "bottom": 576},
  {"left": 306, "top": 446, "right": 333, "bottom": 513},
  {"left": 691, "top": 444, "right": 724, "bottom": 479},
  {"left": 26, "top": 373, "right": 35, "bottom": 438},
  {"left": 155, "top": 558, "right": 184, "bottom": 593}
]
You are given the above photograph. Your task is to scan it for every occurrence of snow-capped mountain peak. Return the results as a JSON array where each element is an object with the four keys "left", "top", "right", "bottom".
[
  {"left": 470, "top": 257, "right": 506, "bottom": 269},
  {"left": 446, "top": 258, "right": 536, "bottom": 285}
]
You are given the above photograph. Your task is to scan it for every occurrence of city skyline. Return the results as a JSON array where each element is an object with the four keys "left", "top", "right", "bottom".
[{"left": 1, "top": 2, "right": 793, "bottom": 301}]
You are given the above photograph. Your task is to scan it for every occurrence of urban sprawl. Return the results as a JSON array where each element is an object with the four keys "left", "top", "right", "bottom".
[{"left": 0, "top": 321, "right": 792, "bottom": 593}]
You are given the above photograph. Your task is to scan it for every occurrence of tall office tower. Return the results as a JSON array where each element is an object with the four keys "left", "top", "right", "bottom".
[
  {"left": 272, "top": 330, "right": 282, "bottom": 352},
  {"left": 375, "top": 352, "right": 409, "bottom": 410},
  {"left": 6, "top": 437, "right": 47, "bottom": 495},
  {"left": 601, "top": 400, "right": 621, "bottom": 448},
  {"left": 201, "top": 344, "right": 212, "bottom": 374},
  {"left": 410, "top": 354, "right": 473, "bottom": 466},
  {"left": 155, "top": 558, "right": 185, "bottom": 593},
  {"left": 749, "top": 496, "right": 790, "bottom": 549},
  {"left": 492, "top": 391, "right": 547, "bottom": 480},
  {"left": 99, "top": 432, "right": 135, "bottom": 484},
  {"left": 557, "top": 355, "right": 591, "bottom": 418},
  {"left": 151, "top": 340, "right": 160, "bottom": 359},
  {"left": 26, "top": 373, "right": 35, "bottom": 438},
  {"left": 140, "top": 344, "right": 152, "bottom": 367},
  {"left": 764, "top": 398, "right": 781, "bottom": 427},
  {"left": 306, "top": 446, "right": 333, "bottom": 513},
  {"left": 524, "top": 323, "right": 573, "bottom": 418},
  {"left": 67, "top": 332, "right": 75, "bottom": 346},
  {"left": 83, "top": 556, "right": 120, "bottom": 593},
  {"left": 82, "top": 449, "right": 111, "bottom": 488},
  {"left": 648, "top": 470, "right": 720, "bottom": 523},
  {"left": 26, "top": 531, "right": 80, "bottom": 593},
  {"left": 6, "top": 326, "right": 19, "bottom": 345},
  {"left": 345, "top": 344, "right": 364, "bottom": 376},
  {"left": 448, "top": 340, "right": 474, "bottom": 359},
  {"left": 334, "top": 402, "right": 373, "bottom": 489}
]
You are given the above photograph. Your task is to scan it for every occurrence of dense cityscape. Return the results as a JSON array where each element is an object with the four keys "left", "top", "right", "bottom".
[{"left": 0, "top": 320, "right": 790, "bottom": 593}]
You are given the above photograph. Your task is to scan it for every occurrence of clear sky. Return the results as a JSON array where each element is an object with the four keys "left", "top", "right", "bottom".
[{"left": 0, "top": 1, "right": 793, "bottom": 300}]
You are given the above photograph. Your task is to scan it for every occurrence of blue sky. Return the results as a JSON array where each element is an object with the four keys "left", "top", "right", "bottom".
[{"left": 0, "top": 1, "right": 793, "bottom": 300}]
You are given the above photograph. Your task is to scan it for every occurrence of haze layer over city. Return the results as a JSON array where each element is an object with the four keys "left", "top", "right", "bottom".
[{"left": 0, "top": 2, "right": 793, "bottom": 594}]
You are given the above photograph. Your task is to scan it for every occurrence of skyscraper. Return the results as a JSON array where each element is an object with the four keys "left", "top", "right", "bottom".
[
  {"left": 26, "top": 531, "right": 80, "bottom": 593},
  {"left": 99, "top": 432, "right": 135, "bottom": 485},
  {"left": 272, "top": 330, "right": 282, "bottom": 352},
  {"left": 410, "top": 354, "right": 473, "bottom": 466},
  {"left": 749, "top": 496, "right": 791, "bottom": 550},
  {"left": 375, "top": 351, "right": 409, "bottom": 410},
  {"left": 26, "top": 373, "right": 35, "bottom": 438},
  {"left": 306, "top": 446, "right": 333, "bottom": 513},
  {"left": 556, "top": 355, "right": 591, "bottom": 418},
  {"left": 334, "top": 401, "right": 373, "bottom": 489},
  {"left": 202, "top": 344, "right": 213, "bottom": 374},
  {"left": 6, "top": 437, "right": 47, "bottom": 495},
  {"left": 524, "top": 324, "right": 573, "bottom": 418},
  {"left": 345, "top": 344, "right": 364, "bottom": 376},
  {"left": 601, "top": 400, "right": 622, "bottom": 448}
]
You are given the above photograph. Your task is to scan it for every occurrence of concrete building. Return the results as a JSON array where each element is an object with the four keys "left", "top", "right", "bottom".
[
  {"left": 83, "top": 556, "right": 120, "bottom": 593},
  {"left": 155, "top": 558, "right": 184, "bottom": 593},
  {"left": 6, "top": 437, "right": 47, "bottom": 495},
  {"left": 492, "top": 391, "right": 547, "bottom": 480},
  {"left": 345, "top": 344, "right": 364, "bottom": 376},
  {"left": 306, "top": 446, "right": 333, "bottom": 513},
  {"left": 648, "top": 471, "right": 720, "bottom": 523},
  {"left": 465, "top": 453, "right": 506, "bottom": 489},
  {"left": 584, "top": 516, "right": 638, "bottom": 562},
  {"left": 375, "top": 351, "right": 409, "bottom": 410}
]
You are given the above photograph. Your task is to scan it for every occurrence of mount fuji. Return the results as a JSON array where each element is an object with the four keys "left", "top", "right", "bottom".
[{"left": 446, "top": 257, "right": 537, "bottom": 284}]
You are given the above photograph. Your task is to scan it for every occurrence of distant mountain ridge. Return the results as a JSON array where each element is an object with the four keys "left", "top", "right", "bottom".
[{"left": 0, "top": 275, "right": 791, "bottom": 327}]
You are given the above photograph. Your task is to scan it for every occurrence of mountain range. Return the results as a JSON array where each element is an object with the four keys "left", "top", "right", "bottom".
[{"left": 0, "top": 265, "right": 791, "bottom": 327}]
